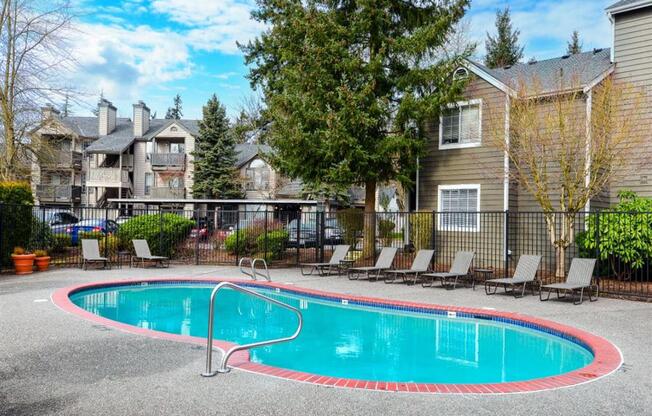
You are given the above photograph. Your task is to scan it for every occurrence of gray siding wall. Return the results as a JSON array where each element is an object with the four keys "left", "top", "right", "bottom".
[
  {"left": 610, "top": 7, "right": 652, "bottom": 202},
  {"left": 419, "top": 76, "right": 507, "bottom": 212},
  {"left": 133, "top": 141, "right": 146, "bottom": 197}
]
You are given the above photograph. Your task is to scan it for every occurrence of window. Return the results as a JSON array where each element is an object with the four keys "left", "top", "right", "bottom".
[
  {"left": 145, "top": 173, "right": 153, "bottom": 195},
  {"left": 170, "top": 143, "right": 185, "bottom": 153},
  {"left": 146, "top": 141, "right": 153, "bottom": 161},
  {"left": 168, "top": 176, "right": 184, "bottom": 188},
  {"left": 437, "top": 185, "right": 480, "bottom": 232},
  {"left": 453, "top": 67, "right": 469, "bottom": 80},
  {"left": 439, "top": 99, "right": 482, "bottom": 149},
  {"left": 245, "top": 159, "right": 270, "bottom": 191}
]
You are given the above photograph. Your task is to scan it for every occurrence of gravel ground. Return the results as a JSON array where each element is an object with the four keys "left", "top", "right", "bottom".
[{"left": 1, "top": 265, "right": 651, "bottom": 416}]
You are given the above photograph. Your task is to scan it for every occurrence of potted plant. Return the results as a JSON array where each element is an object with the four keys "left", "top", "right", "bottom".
[
  {"left": 34, "top": 249, "right": 51, "bottom": 271},
  {"left": 11, "top": 247, "right": 36, "bottom": 275}
]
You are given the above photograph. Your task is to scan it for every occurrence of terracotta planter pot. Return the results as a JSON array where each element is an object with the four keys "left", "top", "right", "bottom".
[
  {"left": 35, "top": 256, "right": 51, "bottom": 271},
  {"left": 12, "top": 254, "right": 36, "bottom": 275}
]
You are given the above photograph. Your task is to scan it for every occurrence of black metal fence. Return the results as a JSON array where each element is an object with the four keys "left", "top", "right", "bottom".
[{"left": 1, "top": 204, "right": 651, "bottom": 300}]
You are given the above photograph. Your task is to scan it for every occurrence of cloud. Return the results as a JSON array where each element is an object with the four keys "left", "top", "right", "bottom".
[
  {"left": 150, "top": 0, "right": 265, "bottom": 54},
  {"left": 66, "top": 22, "right": 192, "bottom": 111},
  {"left": 468, "top": 0, "right": 613, "bottom": 59}
]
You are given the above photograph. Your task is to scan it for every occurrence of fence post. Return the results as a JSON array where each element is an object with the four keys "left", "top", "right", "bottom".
[
  {"left": 104, "top": 207, "right": 109, "bottom": 258},
  {"left": 504, "top": 210, "right": 510, "bottom": 274},
  {"left": 430, "top": 211, "right": 436, "bottom": 251},
  {"left": 235, "top": 210, "right": 240, "bottom": 265},
  {"left": 264, "top": 210, "right": 269, "bottom": 263},
  {"left": 194, "top": 212, "right": 200, "bottom": 265},
  {"left": 296, "top": 212, "right": 301, "bottom": 265},
  {"left": 318, "top": 211, "right": 325, "bottom": 263}
]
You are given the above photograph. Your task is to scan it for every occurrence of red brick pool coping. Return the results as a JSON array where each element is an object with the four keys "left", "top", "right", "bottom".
[{"left": 51, "top": 277, "right": 623, "bottom": 395}]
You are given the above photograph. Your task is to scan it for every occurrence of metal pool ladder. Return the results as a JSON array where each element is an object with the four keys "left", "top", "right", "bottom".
[
  {"left": 238, "top": 257, "right": 271, "bottom": 281},
  {"left": 201, "top": 281, "right": 303, "bottom": 377}
]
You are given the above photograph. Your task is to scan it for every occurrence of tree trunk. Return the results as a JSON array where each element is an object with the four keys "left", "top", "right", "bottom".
[
  {"left": 363, "top": 179, "right": 377, "bottom": 260},
  {"left": 555, "top": 245, "right": 566, "bottom": 279}
]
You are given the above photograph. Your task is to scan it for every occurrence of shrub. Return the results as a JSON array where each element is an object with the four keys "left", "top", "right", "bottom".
[
  {"left": 117, "top": 213, "right": 194, "bottom": 257},
  {"left": 29, "top": 216, "right": 53, "bottom": 251},
  {"left": 378, "top": 219, "right": 395, "bottom": 238},
  {"left": 100, "top": 235, "right": 119, "bottom": 258},
  {"left": 409, "top": 212, "right": 432, "bottom": 250},
  {"left": 51, "top": 234, "right": 72, "bottom": 254},
  {"left": 577, "top": 191, "right": 652, "bottom": 279},
  {"left": 225, "top": 219, "right": 284, "bottom": 256},
  {"left": 256, "top": 229, "right": 289, "bottom": 260},
  {"left": 336, "top": 208, "right": 364, "bottom": 246},
  {"left": 0, "top": 181, "right": 34, "bottom": 266},
  {"left": 78, "top": 231, "right": 104, "bottom": 241},
  {"left": 12, "top": 246, "right": 26, "bottom": 255},
  {"left": 33, "top": 249, "right": 48, "bottom": 257}
]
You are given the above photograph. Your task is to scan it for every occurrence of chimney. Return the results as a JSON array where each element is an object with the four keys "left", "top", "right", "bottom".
[
  {"left": 133, "top": 101, "right": 150, "bottom": 137},
  {"left": 41, "top": 105, "right": 60, "bottom": 121},
  {"left": 98, "top": 98, "right": 117, "bottom": 136}
]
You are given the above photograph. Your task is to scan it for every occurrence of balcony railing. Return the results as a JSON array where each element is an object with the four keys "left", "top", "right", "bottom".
[
  {"left": 86, "top": 168, "right": 129, "bottom": 188},
  {"left": 149, "top": 187, "right": 186, "bottom": 199},
  {"left": 41, "top": 150, "right": 82, "bottom": 169},
  {"left": 36, "top": 185, "right": 82, "bottom": 203},
  {"left": 150, "top": 153, "right": 186, "bottom": 170}
]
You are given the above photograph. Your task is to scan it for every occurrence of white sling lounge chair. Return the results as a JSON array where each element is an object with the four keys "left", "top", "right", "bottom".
[
  {"left": 540, "top": 258, "right": 598, "bottom": 305},
  {"left": 131, "top": 239, "right": 169, "bottom": 268},
  {"left": 421, "top": 251, "right": 474, "bottom": 289},
  {"left": 384, "top": 249, "right": 435, "bottom": 284},
  {"left": 81, "top": 239, "right": 110, "bottom": 270},
  {"left": 300, "top": 245, "right": 351, "bottom": 276},
  {"left": 347, "top": 247, "right": 398, "bottom": 281},
  {"left": 485, "top": 254, "right": 541, "bottom": 298}
]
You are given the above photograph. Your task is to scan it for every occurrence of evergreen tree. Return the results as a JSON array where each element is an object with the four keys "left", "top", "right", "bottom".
[
  {"left": 242, "top": 0, "right": 471, "bottom": 256},
  {"left": 192, "top": 94, "right": 243, "bottom": 199},
  {"left": 60, "top": 93, "right": 71, "bottom": 117},
  {"left": 567, "top": 30, "right": 582, "bottom": 54},
  {"left": 165, "top": 94, "right": 183, "bottom": 119},
  {"left": 484, "top": 7, "right": 524, "bottom": 68}
]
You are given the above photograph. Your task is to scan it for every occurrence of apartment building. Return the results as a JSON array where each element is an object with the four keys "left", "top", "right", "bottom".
[
  {"left": 32, "top": 99, "right": 198, "bottom": 207},
  {"left": 417, "top": 0, "right": 652, "bottom": 219}
]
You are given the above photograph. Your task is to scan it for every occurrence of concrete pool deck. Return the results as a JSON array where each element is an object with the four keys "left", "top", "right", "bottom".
[{"left": 1, "top": 266, "right": 651, "bottom": 415}]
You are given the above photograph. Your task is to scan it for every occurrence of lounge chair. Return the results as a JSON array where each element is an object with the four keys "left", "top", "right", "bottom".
[
  {"left": 484, "top": 254, "right": 541, "bottom": 298},
  {"left": 421, "top": 251, "right": 474, "bottom": 289},
  {"left": 300, "top": 245, "right": 350, "bottom": 276},
  {"left": 81, "top": 239, "right": 110, "bottom": 270},
  {"left": 384, "top": 249, "right": 435, "bottom": 284},
  {"left": 348, "top": 247, "right": 398, "bottom": 281},
  {"left": 540, "top": 258, "right": 598, "bottom": 305},
  {"left": 131, "top": 239, "right": 169, "bottom": 268}
]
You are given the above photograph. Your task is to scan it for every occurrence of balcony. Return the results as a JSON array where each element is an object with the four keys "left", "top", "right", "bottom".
[
  {"left": 150, "top": 153, "right": 186, "bottom": 171},
  {"left": 121, "top": 154, "right": 134, "bottom": 170},
  {"left": 149, "top": 187, "right": 186, "bottom": 199},
  {"left": 41, "top": 150, "right": 82, "bottom": 170},
  {"left": 36, "top": 185, "right": 82, "bottom": 203},
  {"left": 86, "top": 168, "right": 130, "bottom": 188}
]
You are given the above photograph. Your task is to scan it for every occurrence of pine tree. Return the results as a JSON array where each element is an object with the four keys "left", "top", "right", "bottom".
[
  {"left": 484, "top": 7, "right": 524, "bottom": 68},
  {"left": 567, "top": 30, "right": 582, "bottom": 54},
  {"left": 192, "top": 94, "right": 243, "bottom": 199},
  {"left": 60, "top": 93, "right": 71, "bottom": 117},
  {"left": 165, "top": 94, "right": 183, "bottom": 119},
  {"left": 242, "top": 0, "right": 471, "bottom": 257}
]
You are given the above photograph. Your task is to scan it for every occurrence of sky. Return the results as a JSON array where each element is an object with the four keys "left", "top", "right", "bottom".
[{"left": 67, "top": 0, "right": 616, "bottom": 120}]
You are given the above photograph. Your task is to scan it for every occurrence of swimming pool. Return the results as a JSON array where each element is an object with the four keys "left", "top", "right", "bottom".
[{"left": 54, "top": 278, "right": 622, "bottom": 394}]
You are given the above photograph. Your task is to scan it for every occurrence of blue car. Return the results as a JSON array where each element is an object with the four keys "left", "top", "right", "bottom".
[{"left": 67, "top": 219, "right": 119, "bottom": 245}]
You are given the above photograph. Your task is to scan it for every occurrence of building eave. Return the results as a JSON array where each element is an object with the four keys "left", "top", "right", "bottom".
[
  {"left": 465, "top": 60, "right": 516, "bottom": 97},
  {"left": 606, "top": 0, "right": 652, "bottom": 17}
]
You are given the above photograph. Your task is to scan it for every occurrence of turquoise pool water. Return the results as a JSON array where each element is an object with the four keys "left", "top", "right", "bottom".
[{"left": 70, "top": 283, "right": 593, "bottom": 384}]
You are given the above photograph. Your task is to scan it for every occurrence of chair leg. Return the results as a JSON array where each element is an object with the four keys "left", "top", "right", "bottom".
[
  {"left": 539, "top": 287, "right": 552, "bottom": 301},
  {"left": 574, "top": 288, "right": 585, "bottom": 305}
]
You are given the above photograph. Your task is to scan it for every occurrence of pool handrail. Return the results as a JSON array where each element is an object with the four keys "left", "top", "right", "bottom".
[
  {"left": 238, "top": 257, "right": 272, "bottom": 282},
  {"left": 201, "top": 281, "right": 303, "bottom": 377}
]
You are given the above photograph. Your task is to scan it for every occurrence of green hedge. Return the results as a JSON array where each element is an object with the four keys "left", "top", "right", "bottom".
[
  {"left": 409, "top": 212, "right": 432, "bottom": 250},
  {"left": 117, "top": 213, "right": 194, "bottom": 257},
  {"left": 0, "top": 181, "right": 34, "bottom": 265},
  {"left": 256, "top": 229, "right": 289, "bottom": 260},
  {"left": 336, "top": 208, "right": 364, "bottom": 246},
  {"left": 51, "top": 234, "right": 72, "bottom": 254}
]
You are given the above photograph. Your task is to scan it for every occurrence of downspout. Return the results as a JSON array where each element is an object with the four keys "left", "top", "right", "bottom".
[
  {"left": 585, "top": 89, "right": 593, "bottom": 212},
  {"left": 503, "top": 95, "right": 511, "bottom": 264},
  {"left": 415, "top": 157, "right": 420, "bottom": 211}
]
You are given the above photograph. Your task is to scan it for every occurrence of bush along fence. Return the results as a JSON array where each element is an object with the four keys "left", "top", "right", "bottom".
[{"left": 1, "top": 203, "right": 651, "bottom": 300}]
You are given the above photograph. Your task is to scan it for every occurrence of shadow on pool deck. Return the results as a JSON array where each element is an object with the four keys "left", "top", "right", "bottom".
[{"left": 0, "top": 265, "right": 651, "bottom": 416}]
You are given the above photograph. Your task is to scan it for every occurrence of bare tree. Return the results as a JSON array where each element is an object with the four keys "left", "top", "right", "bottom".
[
  {"left": 490, "top": 76, "right": 646, "bottom": 277},
  {"left": 0, "top": 0, "right": 74, "bottom": 180}
]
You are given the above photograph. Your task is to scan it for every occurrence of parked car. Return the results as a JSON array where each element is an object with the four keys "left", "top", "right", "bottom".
[
  {"left": 287, "top": 217, "right": 345, "bottom": 247},
  {"left": 216, "top": 223, "right": 235, "bottom": 239},
  {"left": 66, "top": 219, "right": 119, "bottom": 245},
  {"left": 190, "top": 218, "right": 214, "bottom": 241},
  {"left": 34, "top": 209, "right": 80, "bottom": 234}
]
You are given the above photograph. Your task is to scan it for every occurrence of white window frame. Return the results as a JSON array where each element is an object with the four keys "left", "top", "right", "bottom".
[
  {"left": 437, "top": 184, "right": 481, "bottom": 232},
  {"left": 438, "top": 99, "right": 482, "bottom": 150}
]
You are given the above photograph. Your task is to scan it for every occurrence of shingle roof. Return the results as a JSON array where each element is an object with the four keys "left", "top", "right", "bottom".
[
  {"left": 470, "top": 48, "right": 613, "bottom": 95},
  {"left": 53, "top": 116, "right": 201, "bottom": 154},
  {"left": 85, "top": 118, "right": 136, "bottom": 154},
  {"left": 234, "top": 143, "right": 272, "bottom": 168},
  {"left": 606, "top": 0, "right": 652, "bottom": 12}
]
